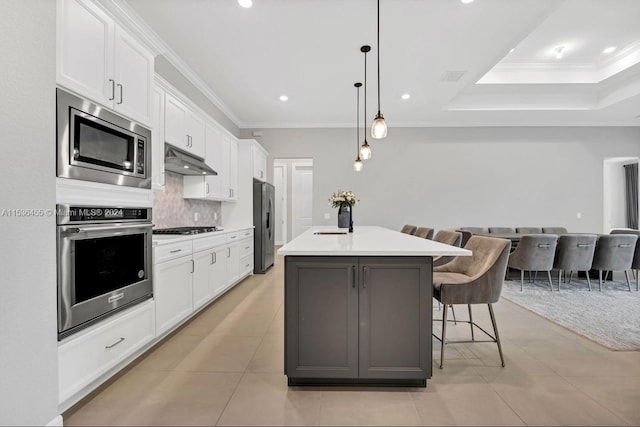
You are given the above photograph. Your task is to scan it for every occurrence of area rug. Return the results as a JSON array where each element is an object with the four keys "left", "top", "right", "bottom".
[{"left": 501, "top": 277, "right": 640, "bottom": 351}]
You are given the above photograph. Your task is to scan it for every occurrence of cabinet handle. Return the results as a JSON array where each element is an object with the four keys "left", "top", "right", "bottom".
[
  {"left": 191, "top": 259, "right": 195, "bottom": 273},
  {"left": 211, "top": 252, "right": 216, "bottom": 264},
  {"left": 117, "top": 83, "right": 123, "bottom": 104},
  {"left": 245, "top": 246, "right": 250, "bottom": 250},
  {"left": 170, "top": 249, "right": 182, "bottom": 254},
  {"left": 245, "top": 263, "right": 250, "bottom": 268},
  {"left": 227, "top": 247, "right": 231, "bottom": 257},
  {"left": 105, "top": 337, "right": 125, "bottom": 349},
  {"left": 352, "top": 265, "right": 356, "bottom": 288},
  {"left": 363, "top": 266, "right": 367, "bottom": 288},
  {"left": 108, "top": 79, "right": 115, "bottom": 100},
  {"left": 206, "top": 182, "right": 210, "bottom": 194},
  {"left": 186, "top": 135, "right": 190, "bottom": 147}
]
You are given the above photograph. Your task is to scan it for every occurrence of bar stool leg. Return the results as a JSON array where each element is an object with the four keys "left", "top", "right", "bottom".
[
  {"left": 585, "top": 271, "right": 592, "bottom": 291},
  {"left": 468, "top": 304, "right": 475, "bottom": 341},
  {"left": 624, "top": 270, "right": 632, "bottom": 292},
  {"left": 546, "top": 271, "right": 553, "bottom": 291},
  {"left": 440, "top": 304, "right": 449, "bottom": 369},
  {"left": 488, "top": 304, "right": 505, "bottom": 367}
]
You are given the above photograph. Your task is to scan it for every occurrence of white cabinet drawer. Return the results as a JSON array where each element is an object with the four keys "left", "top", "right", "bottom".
[
  {"left": 154, "top": 240, "right": 193, "bottom": 264},
  {"left": 193, "top": 234, "right": 227, "bottom": 252},
  {"left": 239, "top": 239, "right": 253, "bottom": 258},
  {"left": 240, "top": 228, "right": 254, "bottom": 240},
  {"left": 59, "top": 300, "right": 155, "bottom": 402},
  {"left": 226, "top": 232, "right": 240, "bottom": 242},
  {"left": 240, "top": 254, "right": 253, "bottom": 277}
]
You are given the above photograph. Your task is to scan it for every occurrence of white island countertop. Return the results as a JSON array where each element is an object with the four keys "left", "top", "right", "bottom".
[{"left": 278, "top": 226, "right": 472, "bottom": 257}]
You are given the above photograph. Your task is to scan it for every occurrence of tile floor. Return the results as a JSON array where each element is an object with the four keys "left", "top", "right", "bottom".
[{"left": 64, "top": 255, "right": 640, "bottom": 426}]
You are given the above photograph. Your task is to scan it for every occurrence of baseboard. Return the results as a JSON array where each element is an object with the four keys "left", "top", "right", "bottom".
[{"left": 46, "top": 415, "right": 63, "bottom": 426}]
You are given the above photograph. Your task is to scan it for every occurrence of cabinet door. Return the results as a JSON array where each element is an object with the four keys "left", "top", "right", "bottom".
[
  {"left": 219, "top": 136, "right": 231, "bottom": 200},
  {"left": 284, "top": 257, "right": 359, "bottom": 378},
  {"left": 253, "top": 146, "right": 267, "bottom": 182},
  {"left": 186, "top": 111, "right": 205, "bottom": 158},
  {"left": 57, "top": 0, "right": 114, "bottom": 106},
  {"left": 204, "top": 123, "right": 223, "bottom": 198},
  {"left": 228, "top": 138, "right": 239, "bottom": 200},
  {"left": 226, "top": 243, "right": 240, "bottom": 285},
  {"left": 154, "top": 256, "right": 193, "bottom": 335},
  {"left": 164, "top": 93, "right": 189, "bottom": 151},
  {"left": 210, "top": 246, "right": 228, "bottom": 298},
  {"left": 151, "top": 85, "right": 165, "bottom": 191},
  {"left": 358, "top": 257, "right": 431, "bottom": 380},
  {"left": 113, "top": 26, "right": 153, "bottom": 126},
  {"left": 192, "top": 250, "right": 212, "bottom": 310}
]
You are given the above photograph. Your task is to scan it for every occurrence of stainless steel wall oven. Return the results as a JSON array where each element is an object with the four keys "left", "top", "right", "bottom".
[
  {"left": 57, "top": 204, "right": 153, "bottom": 340},
  {"left": 56, "top": 88, "right": 152, "bottom": 189}
]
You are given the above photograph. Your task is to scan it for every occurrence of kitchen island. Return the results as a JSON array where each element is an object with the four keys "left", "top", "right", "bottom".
[{"left": 278, "top": 226, "right": 470, "bottom": 387}]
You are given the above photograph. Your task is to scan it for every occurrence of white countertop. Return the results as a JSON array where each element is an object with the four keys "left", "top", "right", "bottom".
[
  {"left": 277, "top": 226, "right": 472, "bottom": 257},
  {"left": 152, "top": 225, "right": 254, "bottom": 246}
]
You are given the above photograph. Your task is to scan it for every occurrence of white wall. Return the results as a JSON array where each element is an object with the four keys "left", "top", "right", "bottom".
[
  {"left": 240, "top": 127, "right": 640, "bottom": 234},
  {"left": 0, "top": 1, "right": 59, "bottom": 425}
]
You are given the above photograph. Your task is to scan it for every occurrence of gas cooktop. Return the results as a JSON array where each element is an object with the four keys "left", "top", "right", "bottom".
[{"left": 153, "top": 226, "right": 222, "bottom": 235}]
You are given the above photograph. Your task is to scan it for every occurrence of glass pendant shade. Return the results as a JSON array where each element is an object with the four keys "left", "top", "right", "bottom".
[
  {"left": 371, "top": 114, "right": 387, "bottom": 139},
  {"left": 354, "top": 158, "right": 363, "bottom": 172},
  {"left": 360, "top": 141, "right": 372, "bottom": 160}
]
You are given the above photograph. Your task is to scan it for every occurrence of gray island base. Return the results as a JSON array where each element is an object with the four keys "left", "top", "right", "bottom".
[{"left": 278, "top": 226, "right": 471, "bottom": 387}]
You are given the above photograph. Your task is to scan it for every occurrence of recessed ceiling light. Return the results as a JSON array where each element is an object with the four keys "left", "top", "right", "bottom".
[
  {"left": 237, "top": 0, "right": 252, "bottom": 8},
  {"left": 279, "top": 95, "right": 288, "bottom": 102},
  {"left": 183, "top": 165, "right": 189, "bottom": 169},
  {"left": 509, "top": 48, "right": 515, "bottom": 54},
  {"left": 553, "top": 45, "right": 566, "bottom": 59},
  {"left": 461, "top": 0, "right": 474, "bottom": 3},
  {"left": 401, "top": 94, "right": 411, "bottom": 100},
  {"left": 603, "top": 46, "right": 616, "bottom": 54}
]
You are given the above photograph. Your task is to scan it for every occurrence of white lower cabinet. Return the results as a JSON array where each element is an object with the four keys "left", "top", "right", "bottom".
[
  {"left": 211, "top": 245, "right": 229, "bottom": 297},
  {"left": 154, "top": 253, "right": 194, "bottom": 336},
  {"left": 58, "top": 299, "right": 155, "bottom": 403},
  {"left": 192, "top": 249, "right": 213, "bottom": 311},
  {"left": 226, "top": 242, "right": 240, "bottom": 286}
]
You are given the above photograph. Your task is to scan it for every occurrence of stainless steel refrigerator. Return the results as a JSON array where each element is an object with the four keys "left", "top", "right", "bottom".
[{"left": 253, "top": 179, "right": 275, "bottom": 273}]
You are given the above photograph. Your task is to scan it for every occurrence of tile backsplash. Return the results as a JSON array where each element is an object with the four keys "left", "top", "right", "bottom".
[{"left": 153, "top": 172, "right": 222, "bottom": 229}]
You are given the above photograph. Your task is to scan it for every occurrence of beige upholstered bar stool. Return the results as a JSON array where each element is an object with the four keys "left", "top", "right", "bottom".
[
  {"left": 432, "top": 230, "right": 463, "bottom": 267},
  {"left": 432, "top": 236, "right": 511, "bottom": 369},
  {"left": 414, "top": 227, "right": 434, "bottom": 240},
  {"left": 400, "top": 224, "right": 417, "bottom": 235}
]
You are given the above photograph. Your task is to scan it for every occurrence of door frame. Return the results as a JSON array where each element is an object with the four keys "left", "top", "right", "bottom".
[
  {"left": 273, "top": 160, "right": 288, "bottom": 245},
  {"left": 291, "top": 159, "right": 314, "bottom": 240},
  {"left": 603, "top": 157, "right": 639, "bottom": 232}
]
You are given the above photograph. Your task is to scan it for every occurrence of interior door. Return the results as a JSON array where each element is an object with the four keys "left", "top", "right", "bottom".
[
  {"left": 292, "top": 162, "right": 313, "bottom": 239},
  {"left": 264, "top": 184, "right": 275, "bottom": 268}
]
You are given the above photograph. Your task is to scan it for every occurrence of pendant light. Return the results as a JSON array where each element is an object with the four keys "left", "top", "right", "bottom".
[
  {"left": 360, "top": 45, "right": 372, "bottom": 160},
  {"left": 371, "top": 0, "right": 388, "bottom": 139},
  {"left": 353, "top": 82, "right": 363, "bottom": 172}
]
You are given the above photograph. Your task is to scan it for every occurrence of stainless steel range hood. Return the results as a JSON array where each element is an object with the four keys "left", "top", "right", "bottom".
[{"left": 164, "top": 144, "right": 217, "bottom": 176}]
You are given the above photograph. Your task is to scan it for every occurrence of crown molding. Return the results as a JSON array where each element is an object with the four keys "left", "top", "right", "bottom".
[{"left": 99, "top": 0, "right": 243, "bottom": 127}]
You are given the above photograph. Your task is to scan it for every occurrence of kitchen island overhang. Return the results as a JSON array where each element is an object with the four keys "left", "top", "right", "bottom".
[{"left": 278, "top": 226, "right": 471, "bottom": 387}]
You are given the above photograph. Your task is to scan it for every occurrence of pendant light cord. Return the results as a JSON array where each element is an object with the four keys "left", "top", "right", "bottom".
[
  {"left": 377, "top": 0, "right": 381, "bottom": 115},
  {"left": 364, "top": 49, "right": 367, "bottom": 136},
  {"left": 356, "top": 84, "right": 360, "bottom": 158}
]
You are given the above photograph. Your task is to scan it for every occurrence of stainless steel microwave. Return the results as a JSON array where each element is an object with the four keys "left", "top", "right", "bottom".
[{"left": 56, "top": 88, "right": 152, "bottom": 189}]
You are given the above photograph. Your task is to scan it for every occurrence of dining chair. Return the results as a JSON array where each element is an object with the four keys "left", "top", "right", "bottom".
[
  {"left": 591, "top": 234, "right": 638, "bottom": 291},
  {"left": 414, "top": 227, "right": 434, "bottom": 240},
  {"left": 610, "top": 229, "right": 640, "bottom": 291},
  {"left": 553, "top": 234, "right": 597, "bottom": 291},
  {"left": 542, "top": 227, "right": 568, "bottom": 234},
  {"left": 515, "top": 227, "right": 542, "bottom": 234},
  {"left": 432, "top": 235, "right": 511, "bottom": 369},
  {"left": 489, "top": 227, "right": 515, "bottom": 234},
  {"left": 459, "top": 227, "right": 488, "bottom": 234},
  {"left": 507, "top": 234, "right": 558, "bottom": 291},
  {"left": 400, "top": 224, "right": 418, "bottom": 235}
]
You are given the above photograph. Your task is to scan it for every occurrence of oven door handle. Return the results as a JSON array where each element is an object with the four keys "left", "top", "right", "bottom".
[{"left": 67, "top": 223, "right": 154, "bottom": 233}]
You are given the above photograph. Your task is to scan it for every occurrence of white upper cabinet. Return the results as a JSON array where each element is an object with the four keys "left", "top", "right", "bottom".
[
  {"left": 151, "top": 84, "right": 165, "bottom": 191},
  {"left": 57, "top": 0, "right": 153, "bottom": 126},
  {"left": 204, "top": 123, "right": 224, "bottom": 199},
  {"left": 113, "top": 26, "right": 154, "bottom": 125},
  {"left": 228, "top": 136, "right": 239, "bottom": 201},
  {"left": 164, "top": 92, "right": 205, "bottom": 159},
  {"left": 249, "top": 141, "right": 268, "bottom": 182}
]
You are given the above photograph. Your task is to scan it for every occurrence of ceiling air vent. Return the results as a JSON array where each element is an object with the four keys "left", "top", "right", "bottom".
[{"left": 440, "top": 70, "right": 467, "bottom": 82}]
